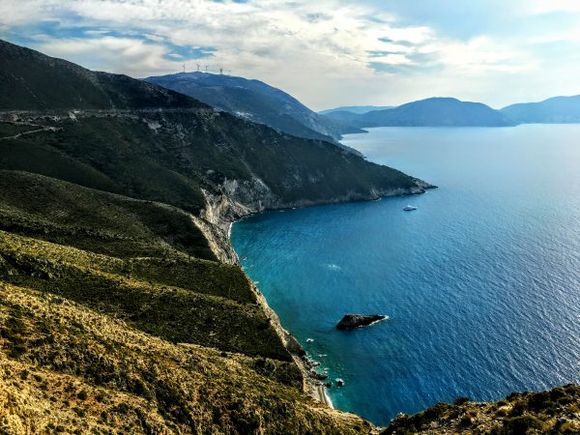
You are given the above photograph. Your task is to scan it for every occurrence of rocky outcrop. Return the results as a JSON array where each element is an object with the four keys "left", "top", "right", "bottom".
[{"left": 336, "top": 314, "right": 388, "bottom": 330}]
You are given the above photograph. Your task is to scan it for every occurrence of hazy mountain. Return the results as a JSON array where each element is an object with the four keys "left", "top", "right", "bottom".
[
  {"left": 145, "top": 72, "right": 362, "bottom": 142},
  {"left": 501, "top": 95, "right": 580, "bottom": 123},
  {"left": 333, "top": 97, "right": 515, "bottom": 128},
  {"left": 319, "top": 105, "right": 393, "bottom": 115}
]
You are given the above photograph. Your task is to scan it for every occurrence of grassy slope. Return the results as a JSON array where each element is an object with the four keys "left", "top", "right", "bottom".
[
  {"left": 0, "top": 173, "right": 372, "bottom": 431},
  {"left": 0, "top": 231, "right": 291, "bottom": 360},
  {"left": 0, "top": 282, "right": 370, "bottom": 433},
  {"left": 0, "top": 172, "right": 372, "bottom": 432},
  {"left": 0, "top": 114, "right": 420, "bottom": 216},
  {"left": 0, "top": 170, "right": 214, "bottom": 260}
]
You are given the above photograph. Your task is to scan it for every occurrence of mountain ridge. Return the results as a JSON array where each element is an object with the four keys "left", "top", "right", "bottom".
[
  {"left": 501, "top": 94, "right": 580, "bottom": 123},
  {"left": 144, "top": 71, "right": 363, "bottom": 143},
  {"left": 0, "top": 40, "right": 205, "bottom": 111},
  {"left": 324, "top": 97, "right": 514, "bottom": 128}
]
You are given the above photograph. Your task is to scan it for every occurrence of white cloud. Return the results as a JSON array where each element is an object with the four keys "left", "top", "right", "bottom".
[
  {"left": 526, "top": 0, "right": 580, "bottom": 14},
  {"left": 2, "top": 0, "right": 580, "bottom": 108}
]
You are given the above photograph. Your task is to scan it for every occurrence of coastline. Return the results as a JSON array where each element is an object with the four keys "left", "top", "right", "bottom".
[{"left": 202, "top": 182, "right": 435, "bottom": 409}]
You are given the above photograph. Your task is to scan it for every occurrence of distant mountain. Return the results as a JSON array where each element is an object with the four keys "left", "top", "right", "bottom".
[
  {"left": 325, "top": 97, "right": 514, "bottom": 128},
  {"left": 501, "top": 95, "right": 580, "bottom": 123},
  {"left": 319, "top": 105, "right": 393, "bottom": 115},
  {"left": 0, "top": 40, "right": 201, "bottom": 111},
  {"left": 320, "top": 110, "right": 369, "bottom": 133},
  {"left": 145, "top": 72, "right": 362, "bottom": 142}
]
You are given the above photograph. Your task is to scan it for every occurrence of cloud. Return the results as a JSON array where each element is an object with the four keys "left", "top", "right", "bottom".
[
  {"left": 1, "top": 0, "right": 580, "bottom": 108},
  {"left": 526, "top": 0, "right": 580, "bottom": 14}
]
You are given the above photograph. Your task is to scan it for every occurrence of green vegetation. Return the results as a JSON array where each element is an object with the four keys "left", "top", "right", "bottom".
[
  {"left": 0, "top": 168, "right": 371, "bottom": 432},
  {"left": 0, "top": 111, "right": 423, "bottom": 216},
  {"left": 383, "top": 385, "right": 580, "bottom": 434},
  {"left": 0, "top": 39, "right": 205, "bottom": 110},
  {"left": 0, "top": 228, "right": 288, "bottom": 359},
  {"left": 0, "top": 170, "right": 214, "bottom": 260}
]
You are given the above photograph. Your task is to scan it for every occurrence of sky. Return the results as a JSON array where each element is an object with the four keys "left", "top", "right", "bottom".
[{"left": 2, "top": 0, "right": 580, "bottom": 110}]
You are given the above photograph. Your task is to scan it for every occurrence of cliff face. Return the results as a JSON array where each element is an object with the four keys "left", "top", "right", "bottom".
[{"left": 197, "top": 175, "right": 430, "bottom": 264}]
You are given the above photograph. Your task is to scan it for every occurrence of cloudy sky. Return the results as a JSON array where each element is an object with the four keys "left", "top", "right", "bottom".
[{"left": 2, "top": 0, "right": 580, "bottom": 110}]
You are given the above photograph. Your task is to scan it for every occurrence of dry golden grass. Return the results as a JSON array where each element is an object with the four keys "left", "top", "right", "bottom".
[{"left": 0, "top": 282, "right": 371, "bottom": 434}]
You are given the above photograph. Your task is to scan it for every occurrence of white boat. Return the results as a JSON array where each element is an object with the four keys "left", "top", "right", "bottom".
[{"left": 403, "top": 205, "right": 417, "bottom": 211}]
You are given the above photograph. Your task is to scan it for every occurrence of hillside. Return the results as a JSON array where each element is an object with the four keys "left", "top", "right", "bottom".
[
  {"left": 319, "top": 105, "right": 393, "bottom": 115},
  {"left": 145, "top": 72, "right": 363, "bottom": 142},
  {"left": 501, "top": 95, "right": 580, "bottom": 123},
  {"left": 384, "top": 385, "right": 580, "bottom": 434},
  {"left": 0, "top": 40, "right": 203, "bottom": 111},
  {"left": 325, "top": 97, "right": 514, "bottom": 128},
  {"left": 0, "top": 39, "right": 433, "bottom": 433}
]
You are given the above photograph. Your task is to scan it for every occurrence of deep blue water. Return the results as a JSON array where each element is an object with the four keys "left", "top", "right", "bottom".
[{"left": 231, "top": 125, "right": 580, "bottom": 425}]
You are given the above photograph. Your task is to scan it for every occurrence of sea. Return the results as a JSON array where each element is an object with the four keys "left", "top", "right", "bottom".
[{"left": 231, "top": 125, "right": 580, "bottom": 425}]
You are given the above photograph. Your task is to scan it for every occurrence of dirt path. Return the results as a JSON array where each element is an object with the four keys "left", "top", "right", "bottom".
[{"left": 0, "top": 127, "right": 60, "bottom": 141}]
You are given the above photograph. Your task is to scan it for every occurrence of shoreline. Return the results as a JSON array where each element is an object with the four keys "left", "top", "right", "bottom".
[{"left": 218, "top": 186, "right": 434, "bottom": 409}]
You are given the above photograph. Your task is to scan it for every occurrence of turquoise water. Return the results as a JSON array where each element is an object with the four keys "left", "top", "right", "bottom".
[{"left": 231, "top": 125, "right": 580, "bottom": 425}]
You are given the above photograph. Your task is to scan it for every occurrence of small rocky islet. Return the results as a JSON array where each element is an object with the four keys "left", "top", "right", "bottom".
[{"left": 336, "top": 314, "right": 389, "bottom": 330}]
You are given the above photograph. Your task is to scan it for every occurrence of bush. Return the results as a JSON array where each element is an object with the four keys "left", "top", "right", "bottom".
[
  {"left": 454, "top": 396, "right": 470, "bottom": 405},
  {"left": 503, "top": 415, "right": 544, "bottom": 434}
]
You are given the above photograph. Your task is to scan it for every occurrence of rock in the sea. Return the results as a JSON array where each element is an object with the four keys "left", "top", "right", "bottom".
[
  {"left": 336, "top": 314, "right": 387, "bottom": 330},
  {"left": 335, "top": 378, "right": 345, "bottom": 387},
  {"left": 311, "top": 371, "right": 328, "bottom": 381}
]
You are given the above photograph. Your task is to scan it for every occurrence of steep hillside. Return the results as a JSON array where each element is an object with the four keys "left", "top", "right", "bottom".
[
  {"left": 328, "top": 97, "right": 514, "bottom": 128},
  {"left": 0, "top": 170, "right": 215, "bottom": 260},
  {"left": 0, "top": 279, "right": 369, "bottom": 433},
  {"left": 0, "top": 40, "right": 204, "bottom": 111},
  {"left": 501, "top": 95, "right": 580, "bottom": 123},
  {"left": 0, "top": 173, "right": 375, "bottom": 432},
  {"left": 145, "top": 72, "right": 363, "bottom": 141}
]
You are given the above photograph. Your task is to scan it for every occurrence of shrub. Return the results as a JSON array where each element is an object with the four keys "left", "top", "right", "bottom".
[{"left": 503, "top": 415, "right": 544, "bottom": 434}]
